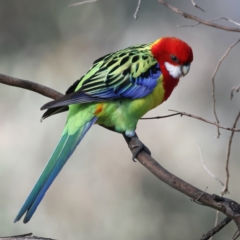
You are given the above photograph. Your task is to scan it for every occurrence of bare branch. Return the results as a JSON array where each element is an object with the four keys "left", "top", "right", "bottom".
[
  {"left": 69, "top": 0, "right": 98, "bottom": 7},
  {"left": 231, "top": 85, "right": 240, "bottom": 100},
  {"left": 0, "top": 233, "right": 32, "bottom": 238},
  {"left": 213, "top": 116, "right": 240, "bottom": 231},
  {"left": 197, "top": 143, "right": 226, "bottom": 240},
  {"left": 211, "top": 211, "right": 220, "bottom": 240},
  {"left": 0, "top": 73, "right": 62, "bottom": 100},
  {"left": 168, "top": 109, "right": 240, "bottom": 132},
  {"left": 158, "top": 0, "right": 240, "bottom": 32},
  {"left": 233, "top": 230, "right": 240, "bottom": 240},
  {"left": 134, "top": 0, "right": 141, "bottom": 19},
  {"left": 1, "top": 73, "right": 240, "bottom": 235},
  {"left": 0, "top": 233, "right": 55, "bottom": 240},
  {"left": 200, "top": 217, "right": 232, "bottom": 240},
  {"left": 222, "top": 112, "right": 240, "bottom": 195},
  {"left": 212, "top": 17, "right": 240, "bottom": 27},
  {"left": 233, "top": 234, "right": 240, "bottom": 240},
  {"left": 140, "top": 113, "right": 181, "bottom": 120},
  {"left": 211, "top": 39, "right": 240, "bottom": 138},
  {"left": 178, "top": 17, "right": 240, "bottom": 28},
  {"left": 190, "top": 0, "right": 204, "bottom": 12}
]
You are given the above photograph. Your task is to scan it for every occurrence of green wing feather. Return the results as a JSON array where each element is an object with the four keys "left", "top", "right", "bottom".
[{"left": 41, "top": 43, "right": 161, "bottom": 112}]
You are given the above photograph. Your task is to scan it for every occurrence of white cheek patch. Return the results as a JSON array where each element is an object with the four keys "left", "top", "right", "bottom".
[{"left": 164, "top": 62, "right": 182, "bottom": 79}]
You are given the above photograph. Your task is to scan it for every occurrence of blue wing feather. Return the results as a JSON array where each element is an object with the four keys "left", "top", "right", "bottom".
[{"left": 89, "top": 63, "right": 160, "bottom": 99}]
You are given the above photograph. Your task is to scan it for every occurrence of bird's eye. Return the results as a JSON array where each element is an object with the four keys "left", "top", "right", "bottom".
[{"left": 171, "top": 55, "right": 178, "bottom": 62}]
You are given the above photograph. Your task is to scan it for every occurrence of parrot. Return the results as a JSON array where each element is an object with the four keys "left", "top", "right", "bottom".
[{"left": 14, "top": 37, "right": 193, "bottom": 223}]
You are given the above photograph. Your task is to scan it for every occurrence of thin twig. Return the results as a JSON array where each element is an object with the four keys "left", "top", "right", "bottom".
[
  {"left": 69, "top": 0, "right": 98, "bottom": 7},
  {"left": 191, "top": 187, "right": 208, "bottom": 204},
  {"left": 140, "top": 113, "right": 181, "bottom": 120},
  {"left": 197, "top": 144, "right": 224, "bottom": 186},
  {"left": 178, "top": 17, "right": 240, "bottom": 28},
  {"left": 233, "top": 234, "right": 240, "bottom": 240},
  {"left": 214, "top": 17, "right": 240, "bottom": 27},
  {"left": 222, "top": 111, "right": 240, "bottom": 195},
  {"left": 134, "top": 0, "right": 141, "bottom": 19},
  {"left": 197, "top": 143, "right": 224, "bottom": 240},
  {"left": 200, "top": 217, "right": 232, "bottom": 240},
  {"left": 211, "top": 211, "right": 220, "bottom": 240},
  {"left": 211, "top": 39, "right": 240, "bottom": 138},
  {"left": 158, "top": 0, "right": 240, "bottom": 32},
  {"left": 190, "top": 0, "right": 204, "bottom": 12},
  {"left": 231, "top": 85, "right": 240, "bottom": 100},
  {"left": 233, "top": 230, "right": 240, "bottom": 240},
  {"left": 168, "top": 109, "right": 240, "bottom": 132}
]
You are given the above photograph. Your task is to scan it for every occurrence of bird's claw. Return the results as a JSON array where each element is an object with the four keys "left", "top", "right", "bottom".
[{"left": 129, "top": 136, "right": 151, "bottom": 161}]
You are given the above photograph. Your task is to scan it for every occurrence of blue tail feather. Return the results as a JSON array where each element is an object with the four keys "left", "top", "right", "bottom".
[{"left": 14, "top": 116, "right": 97, "bottom": 223}]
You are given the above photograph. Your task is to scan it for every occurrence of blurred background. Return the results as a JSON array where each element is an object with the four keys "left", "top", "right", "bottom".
[{"left": 0, "top": 0, "right": 240, "bottom": 239}]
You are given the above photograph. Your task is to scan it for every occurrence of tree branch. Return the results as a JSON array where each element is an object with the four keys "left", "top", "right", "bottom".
[
  {"left": 158, "top": 0, "right": 240, "bottom": 32},
  {"left": 200, "top": 217, "right": 232, "bottom": 240},
  {"left": 178, "top": 17, "right": 240, "bottom": 28},
  {"left": 222, "top": 112, "right": 240, "bottom": 195},
  {"left": 1, "top": 73, "right": 240, "bottom": 237},
  {"left": 168, "top": 109, "right": 240, "bottom": 132},
  {"left": 140, "top": 112, "right": 181, "bottom": 120},
  {"left": 0, "top": 233, "right": 55, "bottom": 240},
  {"left": 0, "top": 73, "right": 62, "bottom": 100},
  {"left": 211, "top": 39, "right": 240, "bottom": 137}
]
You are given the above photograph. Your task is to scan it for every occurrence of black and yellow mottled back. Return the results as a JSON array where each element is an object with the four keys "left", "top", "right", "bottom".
[{"left": 41, "top": 43, "right": 161, "bottom": 115}]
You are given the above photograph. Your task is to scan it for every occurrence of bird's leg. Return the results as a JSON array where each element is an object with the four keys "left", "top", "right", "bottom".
[{"left": 122, "top": 132, "right": 151, "bottom": 161}]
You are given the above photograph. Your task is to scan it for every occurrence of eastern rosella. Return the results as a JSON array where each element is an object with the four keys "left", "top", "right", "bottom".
[{"left": 15, "top": 37, "right": 193, "bottom": 223}]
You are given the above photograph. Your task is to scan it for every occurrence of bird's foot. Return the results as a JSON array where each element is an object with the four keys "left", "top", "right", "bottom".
[{"left": 129, "top": 136, "right": 151, "bottom": 161}]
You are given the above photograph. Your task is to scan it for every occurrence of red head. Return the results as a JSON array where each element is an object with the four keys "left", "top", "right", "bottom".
[
  {"left": 151, "top": 37, "right": 193, "bottom": 100},
  {"left": 151, "top": 37, "right": 193, "bottom": 79}
]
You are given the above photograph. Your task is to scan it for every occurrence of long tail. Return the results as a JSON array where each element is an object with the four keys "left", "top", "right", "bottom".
[{"left": 14, "top": 116, "right": 97, "bottom": 223}]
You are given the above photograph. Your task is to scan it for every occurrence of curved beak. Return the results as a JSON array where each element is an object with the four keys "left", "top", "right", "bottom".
[{"left": 181, "top": 63, "right": 191, "bottom": 76}]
